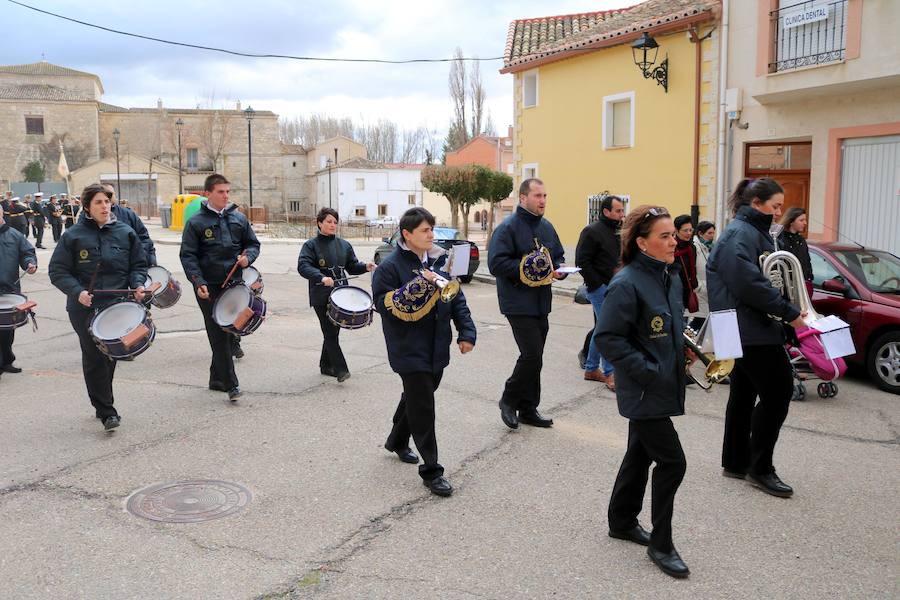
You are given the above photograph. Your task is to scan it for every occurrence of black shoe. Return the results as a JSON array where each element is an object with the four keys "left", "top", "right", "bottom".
[
  {"left": 747, "top": 471, "right": 793, "bottom": 498},
  {"left": 422, "top": 476, "right": 453, "bottom": 497},
  {"left": 722, "top": 468, "right": 746, "bottom": 479},
  {"left": 499, "top": 400, "right": 518, "bottom": 429},
  {"left": 647, "top": 546, "right": 690, "bottom": 578},
  {"left": 1, "top": 364, "right": 22, "bottom": 374},
  {"left": 385, "top": 443, "right": 419, "bottom": 464},
  {"left": 577, "top": 349, "right": 587, "bottom": 370},
  {"left": 227, "top": 387, "right": 243, "bottom": 402},
  {"left": 336, "top": 371, "right": 351, "bottom": 383},
  {"left": 102, "top": 415, "right": 121, "bottom": 431},
  {"left": 518, "top": 410, "right": 553, "bottom": 428},
  {"left": 209, "top": 381, "right": 228, "bottom": 392},
  {"left": 609, "top": 523, "right": 651, "bottom": 546},
  {"left": 232, "top": 346, "right": 244, "bottom": 359}
]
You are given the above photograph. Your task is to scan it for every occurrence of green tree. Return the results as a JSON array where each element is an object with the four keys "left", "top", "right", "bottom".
[
  {"left": 21, "top": 160, "right": 45, "bottom": 183},
  {"left": 474, "top": 166, "right": 513, "bottom": 242},
  {"left": 421, "top": 164, "right": 481, "bottom": 235}
]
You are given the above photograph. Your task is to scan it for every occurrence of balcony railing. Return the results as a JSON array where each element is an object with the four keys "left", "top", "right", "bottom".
[{"left": 769, "top": 0, "right": 848, "bottom": 73}]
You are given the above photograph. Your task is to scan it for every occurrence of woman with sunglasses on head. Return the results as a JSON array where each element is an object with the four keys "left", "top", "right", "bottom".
[
  {"left": 706, "top": 178, "right": 805, "bottom": 498},
  {"left": 49, "top": 183, "right": 148, "bottom": 431},
  {"left": 596, "top": 205, "right": 694, "bottom": 579}
]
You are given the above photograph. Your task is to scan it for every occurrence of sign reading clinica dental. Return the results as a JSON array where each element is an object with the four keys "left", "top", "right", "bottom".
[{"left": 782, "top": 2, "right": 830, "bottom": 29}]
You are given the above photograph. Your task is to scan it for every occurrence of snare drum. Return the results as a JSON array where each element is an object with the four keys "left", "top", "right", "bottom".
[
  {"left": 145, "top": 265, "right": 182, "bottom": 309},
  {"left": 213, "top": 284, "right": 267, "bottom": 336},
  {"left": 327, "top": 286, "right": 374, "bottom": 330},
  {"left": 241, "top": 266, "right": 264, "bottom": 296},
  {"left": 89, "top": 301, "right": 156, "bottom": 360},
  {"left": 0, "top": 293, "right": 37, "bottom": 330}
]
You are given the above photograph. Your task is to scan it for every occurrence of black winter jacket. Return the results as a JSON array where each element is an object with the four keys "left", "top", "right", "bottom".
[
  {"left": 777, "top": 230, "right": 813, "bottom": 282},
  {"left": 0, "top": 224, "right": 37, "bottom": 294},
  {"left": 29, "top": 201, "right": 46, "bottom": 225},
  {"left": 575, "top": 216, "right": 620, "bottom": 291},
  {"left": 488, "top": 206, "right": 565, "bottom": 316},
  {"left": 80, "top": 204, "right": 156, "bottom": 266},
  {"left": 372, "top": 245, "right": 476, "bottom": 375},
  {"left": 48, "top": 215, "right": 148, "bottom": 313},
  {"left": 706, "top": 206, "right": 801, "bottom": 346},
  {"left": 179, "top": 202, "right": 260, "bottom": 288},
  {"left": 596, "top": 252, "right": 686, "bottom": 419},
  {"left": 297, "top": 233, "right": 368, "bottom": 306}
]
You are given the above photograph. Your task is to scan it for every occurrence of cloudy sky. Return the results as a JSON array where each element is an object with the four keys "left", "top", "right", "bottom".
[{"left": 3, "top": 0, "right": 634, "bottom": 134}]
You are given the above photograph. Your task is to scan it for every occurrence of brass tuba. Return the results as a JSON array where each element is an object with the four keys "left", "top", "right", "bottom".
[
  {"left": 760, "top": 250, "right": 822, "bottom": 327},
  {"left": 683, "top": 324, "right": 734, "bottom": 391}
]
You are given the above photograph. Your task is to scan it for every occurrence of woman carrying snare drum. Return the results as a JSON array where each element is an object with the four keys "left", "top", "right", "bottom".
[
  {"left": 49, "top": 183, "right": 148, "bottom": 431},
  {"left": 297, "top": 207, "right": 376, "bottom": 382}
]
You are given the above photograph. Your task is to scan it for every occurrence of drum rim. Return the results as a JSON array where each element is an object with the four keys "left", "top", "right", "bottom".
[
  {"left": 329, "top": 285, "right": 373, "bottom": 312},
  {"left": 91, "top": 302, "right": 147, "bottom": 340},
  {"left": 214, "top": 284, "right": 252, "bottom": 325},
  {"left": 0, "top": 293, "right": 27, "bottom": 309}
]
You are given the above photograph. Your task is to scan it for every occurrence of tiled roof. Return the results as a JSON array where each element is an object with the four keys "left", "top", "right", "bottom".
[
  {"left": 384, "top": 163, "right": 425, "bottom": 170},
  {"left": 97, "top": 105, "right": 277, "bottom": 117},
  {"left": 0, "top": 61, "right": 104, "bottom": 92},
  {"left": 334, "top": 157, "right": 384, "bottom": 171},
  {"left": 98, "top": 101, "right": 128, "bottom": 112},
  {"left": 502, "top": 0, "right": 719, "bottom": 73},
  {"left": 0, "top": 83, "right": 96, "bottom": 102}
]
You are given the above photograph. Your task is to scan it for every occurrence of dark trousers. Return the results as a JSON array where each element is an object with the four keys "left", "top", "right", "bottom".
[
  {"left": 68, "top": 311, "right": 118, "bottom": 419},
  {"left": 580, "top": 311, "right": 596, "bottom": 358},
  {"left": 609, "top": 418, "right": 687, "bottom": 553},
  {"left": 195, "top": 287, "right": 238, "bottom": 389},
  {"left": 386, "top": 370, "right": 444, "bottom": 481},
  {"left": 32, "top": 218, "right": 44, "bottom": 246},
  {"left": 723, "top": 345, "right": 794, "bottom": 476},
  {"left": 313, "top": 305, "right": 348, "bottom": 375},
  {"left": 0, "top": 329, "right": 15, "bottom": 367},
  {"left": 50, "top": 219, "right": 63, "bottom": 242},
  {"left": 501, "top": 315, "right": 549, "bottom": 412}
]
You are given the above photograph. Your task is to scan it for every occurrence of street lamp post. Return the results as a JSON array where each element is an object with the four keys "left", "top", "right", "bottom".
[
  {"left": 244, "top": 106, "right": 255, "bottom": 208},
  {"left": 325, "top": 157, "right": 333, "bottom": 209},
  {"left": 112, "top": 128, "right": 122, "bottom": 197},
  {"left": 175, "top": 118, "right": 184, "bottom": 194}
]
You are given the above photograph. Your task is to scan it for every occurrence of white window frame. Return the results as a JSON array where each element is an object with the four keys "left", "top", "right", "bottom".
[
  {"left": 522, "top": 69, "right": 539, "bottom": 108},
  {"left": 186, "top": 147, "right": 200, "bottom": 171},
  {"left": 602, "top": 91, "right": 635, "bottom": 150},
  {"left": 522, "top": 163, "right": 539, "bottom": 180},
  {"left": 355, "top": 178, "right": 365, "bottom": 191}
]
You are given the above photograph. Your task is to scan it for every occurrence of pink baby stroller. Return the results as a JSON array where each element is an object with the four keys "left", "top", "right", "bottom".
[{"left": 787, "top": 326, "right": 847, "bottom": 400}]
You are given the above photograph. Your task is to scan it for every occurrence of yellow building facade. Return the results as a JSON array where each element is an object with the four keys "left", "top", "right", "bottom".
[{"left": 502, "top": 1, "right": 721, "bottom": 246}]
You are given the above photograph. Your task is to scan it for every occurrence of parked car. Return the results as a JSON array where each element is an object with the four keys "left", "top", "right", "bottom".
[
  {"left": 367, "top": 216, "right": 399, "bottom": 227},
  {"left": 373, "top": 226, "right": 479, "bottom": 283},
  {"left": 808, "top": 242, "right": 900, "bottom": 394}
]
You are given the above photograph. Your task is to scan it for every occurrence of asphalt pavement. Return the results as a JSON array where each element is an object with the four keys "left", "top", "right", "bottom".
[{"left": 0, "top": 225, "right": 896, "bottom": 599}]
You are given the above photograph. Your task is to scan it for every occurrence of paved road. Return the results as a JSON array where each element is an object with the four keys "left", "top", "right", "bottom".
[{"left": 0, "top": 233, "right": 897, "bottom": 599}]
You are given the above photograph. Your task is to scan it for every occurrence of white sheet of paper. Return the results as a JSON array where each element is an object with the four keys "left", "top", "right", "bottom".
[
  {"left": 820, "top": 328, "right": 856, "bottom": 359},
  {"left": 810, "top": 314, "right": 850, "bottom": 333},
  {"left": 708, "top": 309, "right": 744, "bottom": 360},
  {"left": 449, "top": 244, "right": 471, "bottom": 277},
  {"left": 555, "top": 266, "right": 581, "bottom": 274}
]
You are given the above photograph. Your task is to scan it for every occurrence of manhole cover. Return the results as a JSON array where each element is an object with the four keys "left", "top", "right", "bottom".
[{"left": 126, "top": 480, "right": 252, "bottom": 523}]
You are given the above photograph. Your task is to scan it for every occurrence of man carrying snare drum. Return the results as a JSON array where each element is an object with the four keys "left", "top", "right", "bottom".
[
  {"left": 180, "top": 174, "right": 260, "bottom": 402},
  {"left": 0, "top": 203, "right": 38, "bottom": 377},
  {"left": 297, "top": 207, "right": 375, "bottom": 382}
]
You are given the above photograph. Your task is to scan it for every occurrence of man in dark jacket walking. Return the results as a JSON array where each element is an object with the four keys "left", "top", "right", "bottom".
[
  {"left": 373, "top": 207, "right": 476, "bottom": 497},
  {"left": 0, "top": 204, "right": 38, "bottom": 375},
  {"left": 489, "top": 178, "right": 566, "bottom": 429},
  {"left": 180, "top": 174, "right": 260, "bottom": 402},
  {"left": 28, "top": 193, "right": 46, "bottom": 249},
  {"left": 575, "top": 194, "right": 624, "bottom": 386}
]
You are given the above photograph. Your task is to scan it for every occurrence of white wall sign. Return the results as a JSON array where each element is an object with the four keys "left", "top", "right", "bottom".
[{"left": 782, "top": 3, "right": 829, "bottom": 29}]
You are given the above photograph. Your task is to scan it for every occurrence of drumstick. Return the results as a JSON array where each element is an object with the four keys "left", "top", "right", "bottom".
[
  {"left": 222, "top": 252, "right": 247, "bottom": 289},
  {"left": 315, "top": 274, "right": 362, "bottom": 286}
]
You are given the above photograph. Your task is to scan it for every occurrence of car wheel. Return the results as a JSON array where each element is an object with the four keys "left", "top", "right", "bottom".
[
  {"left": 458, "top": 275, "right": 473, "bottom": 284},
  {"left": 867, "top": 331, "right": 900, "bottom": 394}
]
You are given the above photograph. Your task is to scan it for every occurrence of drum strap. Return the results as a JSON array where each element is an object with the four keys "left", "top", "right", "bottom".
[{"left": 313, "top": 237, "right": 348, "bottom": 284}]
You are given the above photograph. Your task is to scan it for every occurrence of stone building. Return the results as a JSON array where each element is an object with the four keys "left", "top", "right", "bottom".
[{"left": 0, "top": 61, "right": 308, "bottom": 219}]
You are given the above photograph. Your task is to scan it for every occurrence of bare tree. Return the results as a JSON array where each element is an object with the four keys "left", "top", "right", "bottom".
[
  {"left": 278, "top": 114, "right": 355, "bottom": 147},
  {"left": 357, "top": 119, "right": 398, "bottom": 163},
  {"left": 399, "top": 127, "right": 427, "bottom": 164},
  {"left": 482, "top": 112, "right": 497, "bottom": 137},
  {"left": 469, "top": 59, "right": 486, "bottom": 140},
  {"left": 39, "top": 133, "right": 91, "bottom": 175},
  {"left": 448, "top": 46, "right": 469, "bottom": 151}
]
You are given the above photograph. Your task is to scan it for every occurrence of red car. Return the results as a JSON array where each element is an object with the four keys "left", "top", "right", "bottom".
[{"left": 808, "top": 242, "right": 900, "bottom": 394}]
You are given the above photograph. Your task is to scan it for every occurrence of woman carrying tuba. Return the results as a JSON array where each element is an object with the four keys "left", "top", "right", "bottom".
[
  {"left": 706, "top": 178, "right": 806, "bottom": 498},
  {"left": 372, "top": 207, "right": 476, "bottom": 498}
]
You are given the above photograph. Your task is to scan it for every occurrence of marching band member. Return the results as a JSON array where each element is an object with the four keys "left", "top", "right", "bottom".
[
  {"left": 297, "top": 207, "right": 375, "bottom": 382},
  {"left": 48, "top": 184, "right": 148, "bottom": 430},
  {"left": 488, "top": 177, "right": 566, "bottom": 430},
  {"left": 28, "top": 192, "right": 47, "bottom": 249},
  {"left": 179, "top": 174, "right": 260, "bottom": 402},
  {"left": 47, "top": 195, "right": 64, "bottom": 242},
  {"left": 373, "top": 207, "right": 476, "bottom": 497},
  {"left": 62, "top": 196, "right": 80, "bottom": 229},
  {"left": 707, "top": 177, "right": 804, "bottom": 497},
  {"left": 0, "top": 203, "right": 38, "bottom": 376},
  {"left": 76, "top": 184, "right": 158, "bottom": 266},
  {"left": 6, "top": 195, "right": 29, "bottom": 236},
  {"left": 596, "top": 205, "right": 692, "bottom": 579}
]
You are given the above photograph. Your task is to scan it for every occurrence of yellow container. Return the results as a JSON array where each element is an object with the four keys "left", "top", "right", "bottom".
[{"left": 169, "top": 194, "right": 201, "bottom": 231}]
